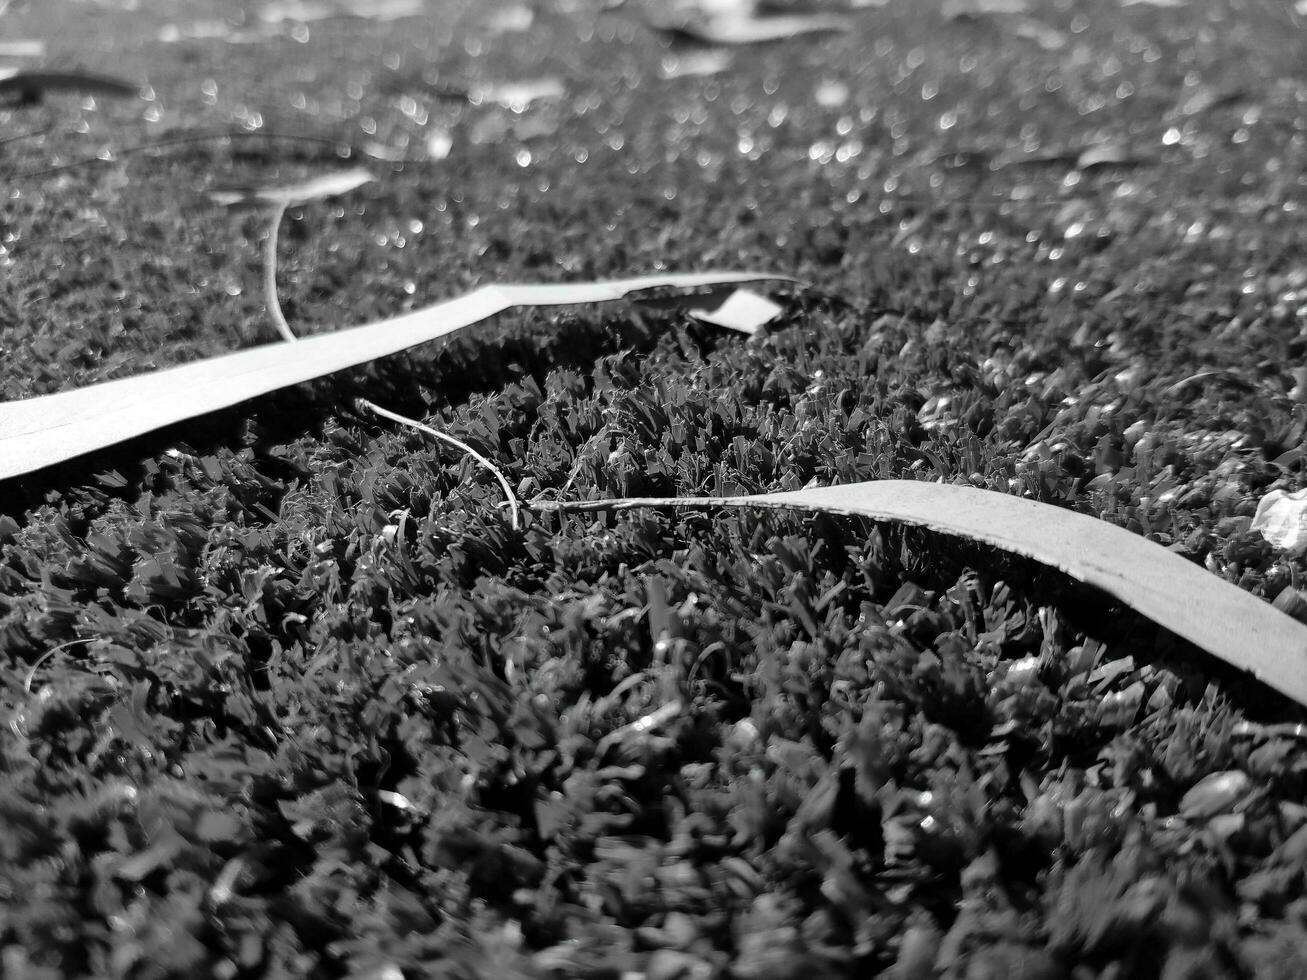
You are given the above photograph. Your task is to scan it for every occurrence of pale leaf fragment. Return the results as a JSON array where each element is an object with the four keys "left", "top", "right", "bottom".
[
  {"left": 1076, "top": 140, "right": 1146, "bottom": 170},
  {"left": 471, "top": 78, "right": 566, "bottom": 111},
  {"left": 689, "top": 289, "right": 782, "bottom": 333},
  {"left": 659, "top": 50, "right": 734, "bottom": 80},
  {"left": 1252, "top": 487, "right": 1307, "bottom": 555},
  {"left": 207, "top": 167, "right": 374, "bottom": 207},
  {"left": 539, "top": 481, "right": 1307, "bottom": 708},
  {"left": 377, "top": 790, "right": 425, "bottom": 814}
]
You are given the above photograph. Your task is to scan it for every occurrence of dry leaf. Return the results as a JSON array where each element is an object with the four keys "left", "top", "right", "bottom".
[
  {"left": 1076, "top": 141, "right": 1147, "bottom": 170},
  {"left": 206, "top": 167, "right": 374, "bottom": 207},
  {"left": 0, "top": 272, "right": 795, "bottom": 481},
  {"left": 471, "top": 78, "right": 566, "bottom": 111},
  {"left": 652, "top": 11, "right": 848, "bottom": 46},
  {"left": 689, "top": 289, "right": 782, "bottom": 333},
  {"left": 658, "top": 50, "right": 734, "bottom": 79},
  {"left": 540, "top": 481, "right": 1307, "bottom": 708},
  {"left": 1252, "top": 488, "right": 1307, "bottom": 555},
  {"left": 0, "top": 69, "right": 139, "bottom": 103}
]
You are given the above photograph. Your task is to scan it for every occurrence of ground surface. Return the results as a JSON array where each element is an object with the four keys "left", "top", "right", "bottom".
[{"left": 3, "top": 0, "right": 1307, "bottom": 977}]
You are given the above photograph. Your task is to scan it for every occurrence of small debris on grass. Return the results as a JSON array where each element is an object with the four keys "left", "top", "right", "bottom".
[
  {"left": 658, "top": 49, "right": 734, "bottom": 79},
  {"left": 1252, "top": 488, "right": 1307, "bottom": 555},
  {"left": 689, "top": 288, "right": 783, "bottom": 333},
  {"left": 205, "top": 167, "right": 375, "bottom": 208},
  {"left": 470, "top": 78, "right": 567, "bottom": 111},
  {"left": 1076, "top": 140, "right": 1149, "bottom": 170}
]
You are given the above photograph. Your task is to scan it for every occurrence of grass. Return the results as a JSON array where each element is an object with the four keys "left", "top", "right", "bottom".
[{"left": 3, "top": 0, "right": 1307, "bottom": 976}]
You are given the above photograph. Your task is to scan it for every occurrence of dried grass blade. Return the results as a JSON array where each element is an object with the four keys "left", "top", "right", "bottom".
[
  {"left": 540, "top": 481, "right": 1307, "bottom": 708},
  {"left": 0, "top": 272, "right": 795, "bottom": 481}
]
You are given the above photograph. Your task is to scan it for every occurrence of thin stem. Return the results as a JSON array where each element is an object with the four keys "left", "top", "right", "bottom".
[
  {"left": 356, "top": 398, "right": 522, "bottom": 531},
  {"left": 258, "top": 204, "right": 520, "bottom": 531},
  {"left": 263, "top": 202, "right": 296, "bottom": 343},
  {"left": 24, "top": 638, "right": 92, "bottom": 694}
]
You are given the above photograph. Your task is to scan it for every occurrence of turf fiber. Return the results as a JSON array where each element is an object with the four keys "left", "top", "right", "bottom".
[{"left": 2, "top": 0, "right": 1307, "bottom": 976}]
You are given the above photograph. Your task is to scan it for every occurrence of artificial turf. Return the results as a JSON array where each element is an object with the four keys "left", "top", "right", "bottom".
[{"left": 3, "top": 0, "right": 1307, "bottom": 976}]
